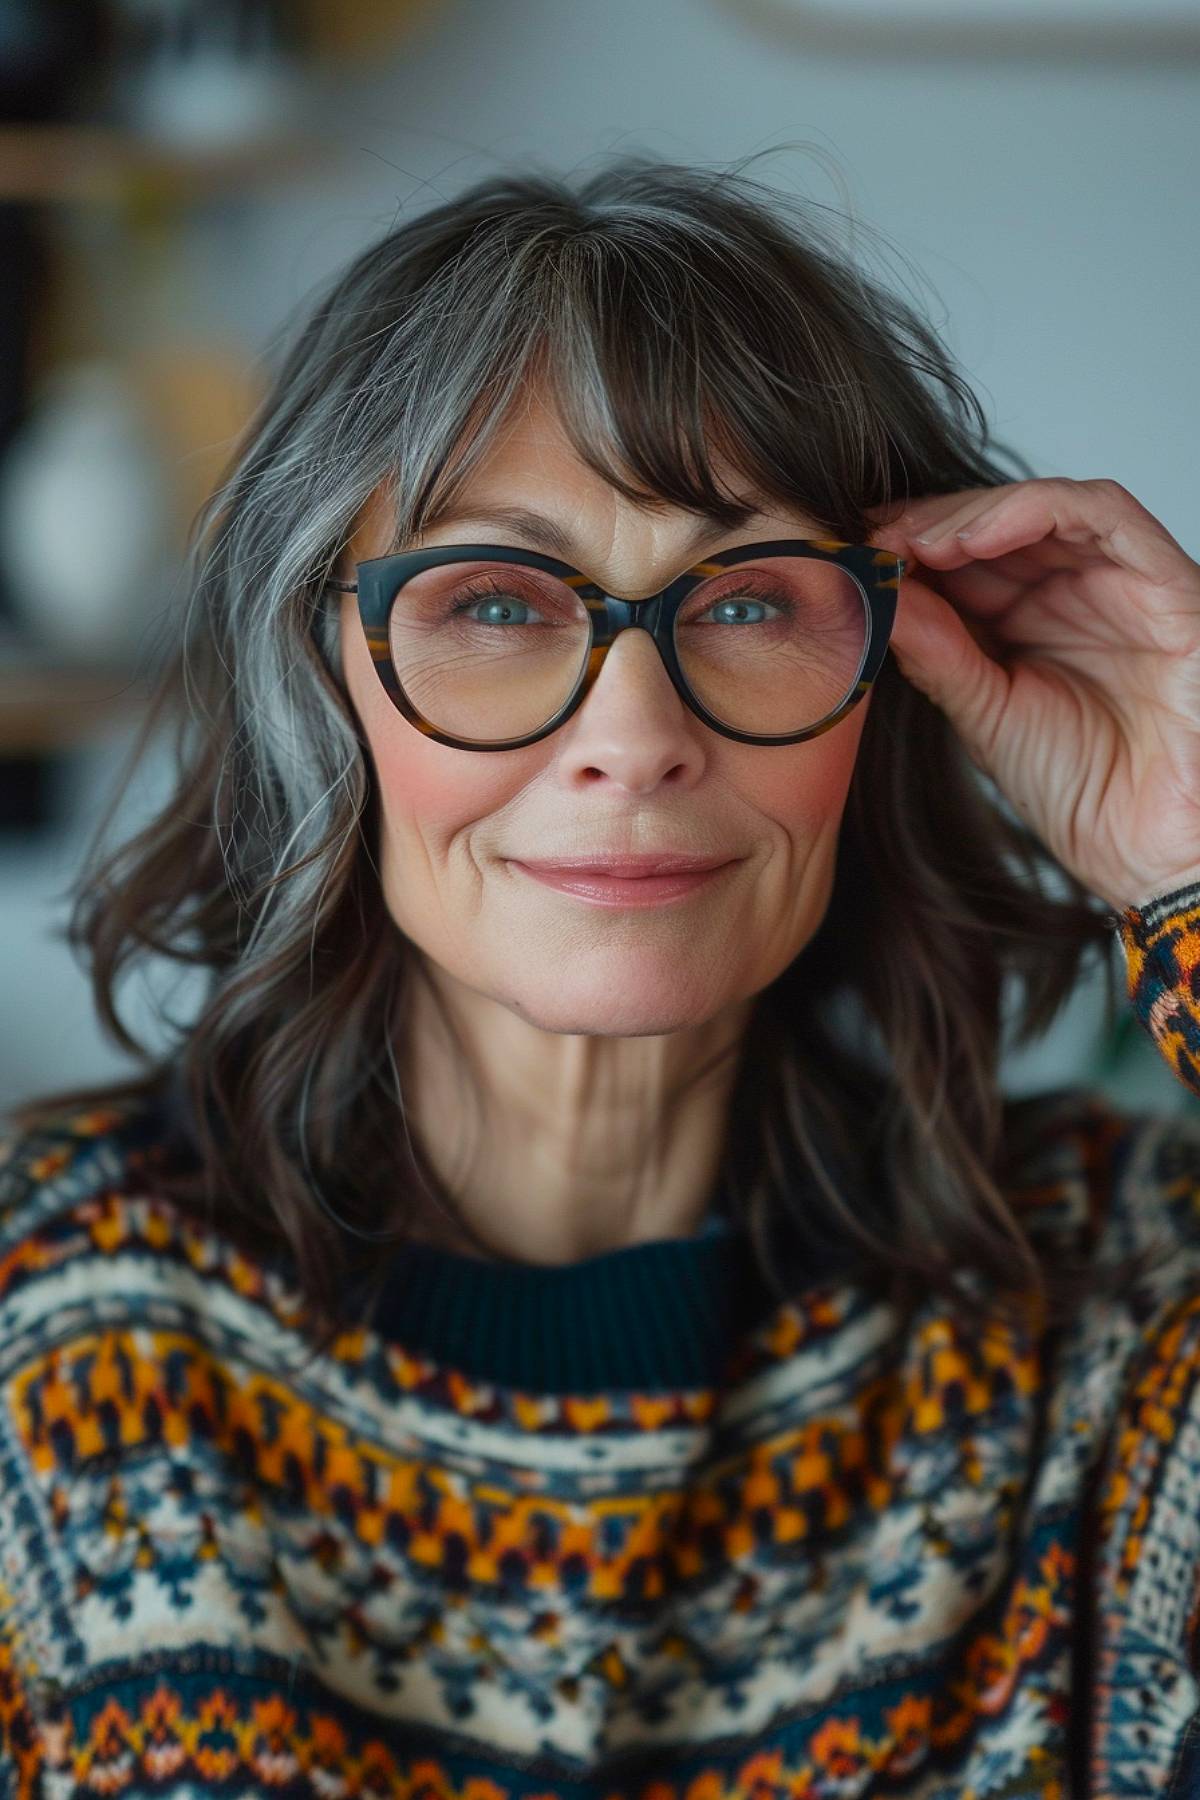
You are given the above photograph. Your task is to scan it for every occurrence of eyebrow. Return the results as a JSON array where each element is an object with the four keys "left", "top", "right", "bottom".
[{"left": 408, "top": 501, "right": 779, "bottom": 561}]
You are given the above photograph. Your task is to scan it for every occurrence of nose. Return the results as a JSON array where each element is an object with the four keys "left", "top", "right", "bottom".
[
  {"left": 588, "top": 619, "right": 683, "bottom": 708},
  {"left": 554, "top": 622, "right": 706, "bottom": 786}
]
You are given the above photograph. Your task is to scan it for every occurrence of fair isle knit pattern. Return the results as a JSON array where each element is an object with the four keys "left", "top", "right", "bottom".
[{"left": 1, "top": 883, "right": 1200, "bottom": 1795}]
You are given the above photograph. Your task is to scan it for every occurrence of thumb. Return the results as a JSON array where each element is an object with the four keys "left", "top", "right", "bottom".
[{"left": 886, "top": 575, "right": 1011, "bottom": 766}]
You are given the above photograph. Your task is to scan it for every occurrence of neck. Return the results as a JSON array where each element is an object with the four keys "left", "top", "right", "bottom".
[{"left": 396, "top": 961, "right": 752, "bottom": 1264}]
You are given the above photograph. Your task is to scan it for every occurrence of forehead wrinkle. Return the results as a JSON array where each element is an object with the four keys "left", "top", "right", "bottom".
[{"left": 406, "top": 501, "right": 782, "bottom": 562}]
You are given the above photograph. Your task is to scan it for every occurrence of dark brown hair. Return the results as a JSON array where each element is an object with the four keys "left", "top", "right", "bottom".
[{"left": 5, "top": 150, "right": 1153, "bottom": 1364}]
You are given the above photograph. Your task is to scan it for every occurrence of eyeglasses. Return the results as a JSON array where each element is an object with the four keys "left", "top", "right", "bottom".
[{"left": 325, "top": 538, "right": 904, "bottom": 752}]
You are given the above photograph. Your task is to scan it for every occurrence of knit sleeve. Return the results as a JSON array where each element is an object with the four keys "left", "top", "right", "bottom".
[{"left": 1116, "top": 877, "right": 1200, "bottom": 1099}]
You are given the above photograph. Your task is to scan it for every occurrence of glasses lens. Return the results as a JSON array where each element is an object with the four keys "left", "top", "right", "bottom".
[
  {"left": 387, "top": 555, "right": 868, "bottom": 742},
  {"left": 389, "top": 561, "right": 593, "bottom": 740},
  {"left": 675, "top": 557, "right": 868, "bottom": 735}
]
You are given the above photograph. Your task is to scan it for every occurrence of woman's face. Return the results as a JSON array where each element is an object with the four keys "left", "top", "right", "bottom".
[{"left": 337, "top": 388, "right": 871, "bottom": 1040}]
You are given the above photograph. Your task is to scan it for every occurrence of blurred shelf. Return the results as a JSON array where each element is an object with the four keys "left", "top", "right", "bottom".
[
  {"left": 0, "top": 655, "right": 149, "bottom": 754},
  {"left": 298, "top": 0, "right": 445, "bottom": 66},
  {"left": 0, "top": 124, "right": 342, "bottom": 206}
]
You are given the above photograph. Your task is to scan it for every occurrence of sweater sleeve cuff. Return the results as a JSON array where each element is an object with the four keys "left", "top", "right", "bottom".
[{"left": 1115, "top": 879, "right": 1200, "bottom": 1097}]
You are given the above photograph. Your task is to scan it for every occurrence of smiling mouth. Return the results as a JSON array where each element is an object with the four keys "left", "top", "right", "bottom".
[
  {"left": 509, "top": 860, "right": 737, "bottom": 907},
  {"left": 512, "top": 856, "right": 736, "bottom": 877}
]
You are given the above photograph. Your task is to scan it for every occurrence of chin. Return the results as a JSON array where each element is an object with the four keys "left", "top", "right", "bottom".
[
  {"left": 511, "top": 1006, "right": 715, "bottom": 1038},
  {"left": 503, "top": 973, "right": 729, "bottom": 1037}
]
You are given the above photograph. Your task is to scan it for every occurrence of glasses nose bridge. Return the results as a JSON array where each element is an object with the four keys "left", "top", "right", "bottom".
[
  {"left": 586, "top": 584, "right": 674, "bottom": 653},
  {"left": 577, "top": 587, "right": 693, "bottom": 723}
]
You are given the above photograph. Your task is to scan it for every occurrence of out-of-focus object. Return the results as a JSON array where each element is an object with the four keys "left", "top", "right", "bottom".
[
  {"left": 0, "top": 0, "right": 110, "bottom": 638},
  {"left": 0, "top": 359, "right": 172, "bottom": 662},
  {"left": 0, "top": 0, "right": 448, "bottom": 800},
  {"left": 110, "top": 0, "right": 304, "bottom": 151},
  {"left": 296, "top": 0, "right": 445, "bottom": 69},
  {"left": 0, "top": 0, "right": 115, "bottom": 828},
  {"left": 0, "top": 120, "right": 332, "bottom": 202},
  {"left": 0, "top": 642, "right": 147, "bottom": 754},
  {"left": 125, "top": 342, "right": 265, "bottom": 541},
  {"left": 0, "top": 0, "right": 109, "bottom": 123}
]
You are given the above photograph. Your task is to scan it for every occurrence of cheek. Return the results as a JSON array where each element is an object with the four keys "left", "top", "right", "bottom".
[
  {"left": 344, "top": 614, "right": 519, "bottom": 849},
  {"left": 369, "top": 739, "right": 510, "bottom": 951},
  {"left": 375, "top": 740, "right": 474, "bottom": 826},
  {"left": 372, "top": 734, "right": 519, "bottom": 852},
  {"left": 745, "top": 714, "right": 865, "bottom": 841}
]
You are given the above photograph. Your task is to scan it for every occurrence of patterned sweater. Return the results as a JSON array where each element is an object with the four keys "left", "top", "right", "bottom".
[{"left": 3, "top": 885, "right": 1200, "bottom": 1798}]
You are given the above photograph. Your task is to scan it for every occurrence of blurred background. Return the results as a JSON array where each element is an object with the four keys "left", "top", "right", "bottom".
[{"left": 0, "top": 0, "right": 1197, "bottom": 1118}]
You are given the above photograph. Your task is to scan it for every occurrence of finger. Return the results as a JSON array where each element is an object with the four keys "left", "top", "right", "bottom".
[
  {"left": 906, "top": 538, "right": 1109, "bottom": 613},
  {"left": 906, "top": 479, "right": 1198, "bottom": 592},
  {"left": 867, "top": 525, "right": 1028, "bottom": 618},
  {"left": 903, "top": 556, "right": 1026, "bottom": 618},
  {"left": 864, "top": 489, "right": 997, "bottom": 537},
  {"left": 886, "top": 572, "right": 1012, "bottom": 763},
  {"left": 867, "top": 496, "right": 1008, "bottom": 566}
]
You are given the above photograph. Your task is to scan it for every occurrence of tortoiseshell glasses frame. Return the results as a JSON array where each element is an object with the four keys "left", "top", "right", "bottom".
[{"left": 324, "top": 537, "right": 905, "bottom": 752}]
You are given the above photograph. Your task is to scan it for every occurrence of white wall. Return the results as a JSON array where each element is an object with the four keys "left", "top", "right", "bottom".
[{"left": 4, "top": 0, "right": 1198, "bottom": 1116}]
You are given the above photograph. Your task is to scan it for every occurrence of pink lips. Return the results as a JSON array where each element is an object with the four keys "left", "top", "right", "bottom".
[
  {"left": 510, "top": 856, "right": 737, "bottom": 907},
  {"left": 516, "top": 855, "right": 732, "bottom": 877}
]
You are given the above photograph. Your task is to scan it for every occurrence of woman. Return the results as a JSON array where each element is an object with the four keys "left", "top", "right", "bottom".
[{"left": 2, "top": 152, "right": 1200, "bottom": 1795}]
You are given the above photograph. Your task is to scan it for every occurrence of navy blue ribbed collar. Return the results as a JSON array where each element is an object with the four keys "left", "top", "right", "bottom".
[{"left": 363, "top": 1210, "right": 781, "bottom": 1393}]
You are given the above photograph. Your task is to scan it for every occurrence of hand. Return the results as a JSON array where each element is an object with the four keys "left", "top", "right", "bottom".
[{"left": 865, "top": 478, "right": 1200, "bottom": 914}]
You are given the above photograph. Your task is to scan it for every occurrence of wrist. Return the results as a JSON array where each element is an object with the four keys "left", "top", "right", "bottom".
[{"left": 1124, "top": 867, "right": 1200, "bottom": 913}]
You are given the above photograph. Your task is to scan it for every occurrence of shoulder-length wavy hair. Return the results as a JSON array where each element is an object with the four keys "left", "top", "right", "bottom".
[{"left": 5, "top": 151, "right": 1144, "bottom": 1363}]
